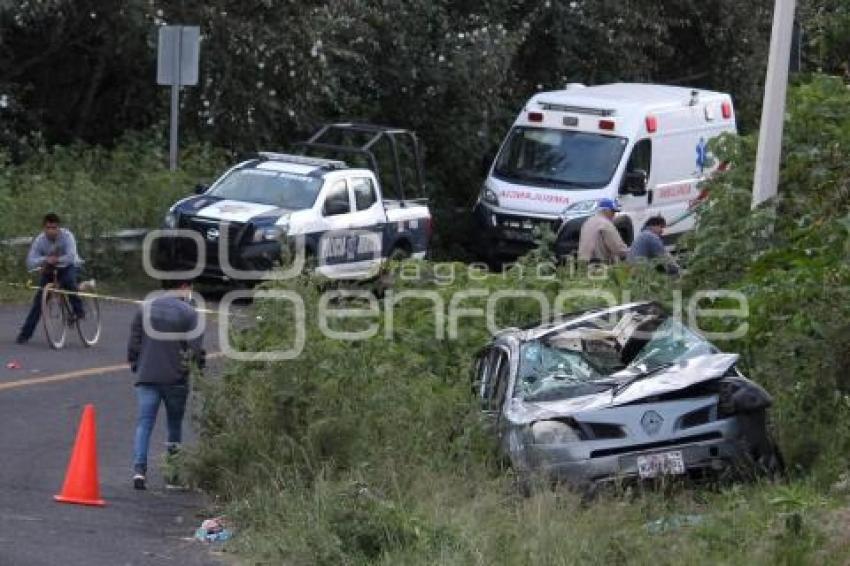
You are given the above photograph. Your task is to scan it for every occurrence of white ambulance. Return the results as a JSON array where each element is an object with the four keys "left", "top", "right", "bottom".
[{"left": 472, "top": 83, "right": 737, "bottom": 260}]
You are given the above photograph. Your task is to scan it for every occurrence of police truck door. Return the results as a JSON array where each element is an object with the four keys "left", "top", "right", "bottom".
[
  {"left": 345, "top": 176, "right": 385, "bottom": 276},
  {"left": 315, "top": 179, "right": 356, "bottom": 275}
]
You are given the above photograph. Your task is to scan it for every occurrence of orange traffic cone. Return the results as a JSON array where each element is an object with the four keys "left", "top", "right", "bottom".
[{"left": 54, "top": 404, "right": 105, "bottom": 506}]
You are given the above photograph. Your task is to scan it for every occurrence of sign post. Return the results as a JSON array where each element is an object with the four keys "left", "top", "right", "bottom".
[{"left": 157, "top": 26, "right": 200, "bottom": 171}]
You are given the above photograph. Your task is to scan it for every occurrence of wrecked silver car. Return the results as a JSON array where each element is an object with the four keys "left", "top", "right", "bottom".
[{"left": 473, "top": 302, "right": 782, "bottom": 490}]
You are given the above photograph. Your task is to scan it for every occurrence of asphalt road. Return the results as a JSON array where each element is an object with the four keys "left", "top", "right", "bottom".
[{"left": 0, "top": 299, "right": 231, "bottom": 566}]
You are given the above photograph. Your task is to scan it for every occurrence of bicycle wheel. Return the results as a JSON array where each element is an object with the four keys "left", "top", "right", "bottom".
[
  {"left": 75, "top": 281, "right": 101, "bottom": 346},
  {"left": 41, "top": 283, "right": 67, "bottom": 349}
]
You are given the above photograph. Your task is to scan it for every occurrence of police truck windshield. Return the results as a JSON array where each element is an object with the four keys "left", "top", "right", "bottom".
[
  {"left": 209, "top": 169, "right": 323, "bottom": 209},
  {"left": 493, "top": 127, "right": 628, "bottom": 189}
]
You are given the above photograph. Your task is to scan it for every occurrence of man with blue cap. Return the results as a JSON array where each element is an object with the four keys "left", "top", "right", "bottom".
[{"left": 577, "top": 198, "right": 629, "bottom": 263}]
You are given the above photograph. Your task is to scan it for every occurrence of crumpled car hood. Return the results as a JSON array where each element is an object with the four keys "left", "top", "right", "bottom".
[{"left": 509, "top": 353, "right": 739, "bottom": 423}]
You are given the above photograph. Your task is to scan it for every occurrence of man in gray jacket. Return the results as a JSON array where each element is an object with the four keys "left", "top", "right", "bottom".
[
  {"left": 127, "top": 280, "right": 205, "bottom": 490},
  {"left": 16, "top": 213, "right": 84, "bottom": 344}
]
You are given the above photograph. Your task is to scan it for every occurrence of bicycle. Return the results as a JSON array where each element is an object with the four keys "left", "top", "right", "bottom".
[{"left": 39, "top": 268, "right": 102, "bottom": 349}]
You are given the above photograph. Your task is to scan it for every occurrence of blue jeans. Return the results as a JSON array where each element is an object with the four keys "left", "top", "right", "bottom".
[
  {"left": 133, "top": 383, "right": 188, "bottom": 475},
  {"left": 18, "top": 265, "right": 84, "bottom": 341}
]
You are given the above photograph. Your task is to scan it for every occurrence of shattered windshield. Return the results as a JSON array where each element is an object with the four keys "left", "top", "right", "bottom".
[
  {"left": 516, "top": 339, "right": 606, "bottom": 402},
  {"left": 209, "top": 168, "right": 323, "bottom": 209},
  {"left": 493, "top": 126, "right": 627, "bottom": 189},
  {"left": 629, "top": 318, "right": 716, "bottom": 370},
  {"left": 513, "top": 311, "right": 718, "bottom": 402}
]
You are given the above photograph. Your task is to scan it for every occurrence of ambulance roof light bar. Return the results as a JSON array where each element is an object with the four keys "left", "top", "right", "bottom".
[{"left": 537, "top": 102, "right": 616, "bottom": 117}]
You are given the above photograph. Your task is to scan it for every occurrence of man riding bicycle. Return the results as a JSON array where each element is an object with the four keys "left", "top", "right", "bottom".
[{"left": 16, "top": 213, "right": 85, "bottom": 345}]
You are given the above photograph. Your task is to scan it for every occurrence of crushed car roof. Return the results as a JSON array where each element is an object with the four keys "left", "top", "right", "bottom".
[{"left": 494, "top": 301, "right": 660, "bottom": 342}]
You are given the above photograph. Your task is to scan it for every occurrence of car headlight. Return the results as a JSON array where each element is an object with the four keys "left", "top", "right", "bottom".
[
  {"left": 252, "top": 224, "right": 288, "bottom": 243},
  {"left": 481, "top": 186, "right": 499, "bottom": 207},
  {"left": 164, "top": 211, "right": 177, "bottom": 229},
  {"left": 560, "top": 199, "right": 598, "bottom": 220},
  {"left": 531, "top": 420, "right": 582, "bottom": 444}
]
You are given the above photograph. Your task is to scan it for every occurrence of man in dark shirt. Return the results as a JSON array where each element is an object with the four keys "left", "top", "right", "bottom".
[
  {"left": 627, "top": 216, "right": 680, "bottom": 275},
  {"left": 127, "top": 280, "right": 205, "bottom": 490}
]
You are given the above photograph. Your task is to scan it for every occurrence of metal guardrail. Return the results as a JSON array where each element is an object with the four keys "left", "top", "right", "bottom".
[{"left": 1, "top": 229, "right": 150, "bottom": 252}]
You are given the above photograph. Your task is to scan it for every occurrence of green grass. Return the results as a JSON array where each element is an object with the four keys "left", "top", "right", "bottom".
[{"left": 214, "top": 468, "right": 850, "bottom": 565}]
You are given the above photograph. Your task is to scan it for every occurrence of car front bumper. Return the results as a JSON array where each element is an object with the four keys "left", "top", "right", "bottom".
[
  {"left": 155, "top": 236, "right": 283, "bottom": 280},
  {"left": 472, "top": 202, "right": 562, "bottom": 260},
  {"left": 523, "top": 419, "right": 759, "bottom": 488}
]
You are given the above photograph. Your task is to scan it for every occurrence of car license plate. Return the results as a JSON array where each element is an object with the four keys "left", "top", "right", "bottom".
[
  {"left": 636, "top": 451, "right": 685, "bottom": 479},
  {"left": 500, "top": 228, "right": 535, "bottom": 242}
]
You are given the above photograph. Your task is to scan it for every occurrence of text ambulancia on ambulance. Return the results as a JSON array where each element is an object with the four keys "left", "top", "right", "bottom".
[
  {"left": 472, "top": 83, "right": 737, "bottom": 261},
  {"left": 158, "top": 124, "right": 432, "bottom": 281}
]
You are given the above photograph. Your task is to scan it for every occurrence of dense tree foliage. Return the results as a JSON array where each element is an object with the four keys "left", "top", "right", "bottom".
[
  {"left": 2, "top": 1, "right": 847, "bottom": 205},
  {"left": 0, "top": 0, "right": 784, "bottom": 204},
  {"left": 800, "top": 0, "right": 850, "bottom": 74}
]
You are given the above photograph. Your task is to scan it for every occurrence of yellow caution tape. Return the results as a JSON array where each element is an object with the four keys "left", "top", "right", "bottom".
[{"left": 4, "top": 280, "right": 235, "bottom": 317}]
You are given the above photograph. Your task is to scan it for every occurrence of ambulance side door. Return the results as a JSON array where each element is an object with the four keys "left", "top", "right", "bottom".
[
  {"left": 617, "top": 138, "right": 653, "bottom": 242},
  {"left": 646, "top": 129, "right": 704, "bottom": 238}
]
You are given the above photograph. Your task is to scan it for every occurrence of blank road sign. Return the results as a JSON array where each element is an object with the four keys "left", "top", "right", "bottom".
[{"left": 157, "top": 25, "right": 200, "bottom": 86}]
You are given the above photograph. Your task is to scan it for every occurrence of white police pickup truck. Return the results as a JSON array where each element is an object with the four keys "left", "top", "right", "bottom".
[{"left": 159, "top": 124, "right": 432, "bottom": 281}]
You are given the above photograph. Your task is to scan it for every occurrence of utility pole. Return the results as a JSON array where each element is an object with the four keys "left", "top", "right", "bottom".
[{"left": 751, "top": 0, "right": 797, "bottom": 209}]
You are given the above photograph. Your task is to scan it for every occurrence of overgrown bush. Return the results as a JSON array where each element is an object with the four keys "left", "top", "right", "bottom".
[{"left": 684, "top": 75, "right": 850, "bottom": 478}]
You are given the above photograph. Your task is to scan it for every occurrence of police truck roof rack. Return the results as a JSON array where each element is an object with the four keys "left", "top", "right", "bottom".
[
  {"left": 293, "top": 123, "right": 426, "bottom": 204},
  {"left": 254, "top": 151, "right": 348, "bottom": 169}
]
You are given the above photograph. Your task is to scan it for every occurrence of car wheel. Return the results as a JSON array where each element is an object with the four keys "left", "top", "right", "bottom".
[
  {"left": 735, "top": 433, "right": 785, "bottom": 481},
  {"left": 756, "top": 440, "right": 785, "bottom": 479},
  {"left": 614, "top": 217, "right": 634, "bottom": 246},
  {"left": 512, "top": 468, "right": 533, "bottom": 498},
  {"left": 388, "top": 244, "right": 411, "bottom": 261}
]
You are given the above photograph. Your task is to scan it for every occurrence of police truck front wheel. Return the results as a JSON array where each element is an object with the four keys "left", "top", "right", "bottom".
[{"left": 388, "top": 245, "right": 411, "bottom": 261}]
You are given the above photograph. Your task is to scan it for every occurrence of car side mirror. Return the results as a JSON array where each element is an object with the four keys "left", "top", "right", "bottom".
[
  {"left": 193, "top": 183, "right": 208, "bottom": 195},
  {"left": 621, "top": 170, "right": 648, "bottom": 196},
  {"left": 323, "top": 199, "right": 349, "bottom": 216}
]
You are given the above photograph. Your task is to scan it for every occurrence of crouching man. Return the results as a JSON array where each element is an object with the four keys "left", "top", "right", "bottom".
[{"left": 627, "top": 215, "right": 680, "bottom": 276}]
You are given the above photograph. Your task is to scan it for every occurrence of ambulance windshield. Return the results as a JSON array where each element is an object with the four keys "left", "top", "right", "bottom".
[{"left": 493, "top": 127, "right": 627, "bottom": 189}]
